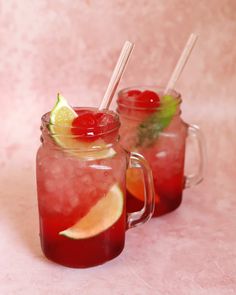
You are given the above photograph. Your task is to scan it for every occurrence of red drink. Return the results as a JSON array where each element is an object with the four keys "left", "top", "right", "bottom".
[
  {"left": 117, "top": 87, "right": 204, "bottom": 217},
  {"left": 36, "top": 100, "right": 155, "bottom": 268}
]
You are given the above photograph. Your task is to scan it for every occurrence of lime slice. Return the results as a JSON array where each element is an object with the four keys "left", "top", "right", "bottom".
[
  {"left": 59, "top": 184, "right": 123, "bottom": 239},
  {"left": 49, "top": 94, "right": 116, "bottom": 160},
  {"left": 137, "top": 94, "right": 177, "bottom": 147},
  {"left": 49, "top": 94, "right": 77, "bottom": 144},
  {"left": 50, "top": 93, "right": 78, "bottom": 128}
]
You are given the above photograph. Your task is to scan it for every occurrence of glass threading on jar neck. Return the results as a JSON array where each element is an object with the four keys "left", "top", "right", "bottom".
[
  {"left": 40, "top": 108, "right": 121, "bottom": 151},
  {"left": 117, "top": 86, "right": 182, "bottom": 120}
]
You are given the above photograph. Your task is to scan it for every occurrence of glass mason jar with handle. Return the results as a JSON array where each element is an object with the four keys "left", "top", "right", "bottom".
[
  {"left": 117, "top": 87, "right": 205, "bottom": 217},
  {"left": 36, "top": 107, "right": 155, "bottom": 268}
]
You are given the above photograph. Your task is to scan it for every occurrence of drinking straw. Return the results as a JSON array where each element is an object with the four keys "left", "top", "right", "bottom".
[
  {"left": 164, "top": 33, "right": 198, "bottom": 94},
  {"left": 99, "top": 41, "right": 134, "bottom": 110}
]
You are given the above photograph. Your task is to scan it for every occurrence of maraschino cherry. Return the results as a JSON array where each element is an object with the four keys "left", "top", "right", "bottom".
[
  {"left": 71, "top": 110, "right": 116, "bottom": 142},
  {"left": 127, "top": 90, "right": 160, "bottom": 108}
]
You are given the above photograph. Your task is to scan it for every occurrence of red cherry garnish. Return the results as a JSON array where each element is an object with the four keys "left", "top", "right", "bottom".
[
  {"left": 71, "top": 112, "right": 98, "bottom": 141},
  {"left": 134, "top": 90, "right": 160, "bottom": 108},
  {"left": 71, "top": 111, "right": 117, "bottom": 142}
]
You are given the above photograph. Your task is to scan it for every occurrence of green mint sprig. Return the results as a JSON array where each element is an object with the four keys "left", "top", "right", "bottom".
[{"left": 137, "top": 95, "right": 177, "bottom": 147}]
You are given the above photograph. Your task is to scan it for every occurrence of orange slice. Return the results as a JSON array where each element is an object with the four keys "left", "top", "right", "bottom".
[
  {"left": 126, "top": 168, "right": 145, "bottom": 201},
  {"left": 126, "top": 167, "right": 159, "bottom": 202}
]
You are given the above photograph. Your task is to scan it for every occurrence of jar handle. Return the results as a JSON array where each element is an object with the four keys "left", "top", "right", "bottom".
[
  {"left": 185, "top": 124, "right": 206, "bottom": 188},
  {"left": 127, "top": 152, "right": 155, "bottom": 229}
]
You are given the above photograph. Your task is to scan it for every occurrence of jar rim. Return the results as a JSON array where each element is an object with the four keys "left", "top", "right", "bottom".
[
  {"left": 41, "top": 107, "right": 120, "bottom": 137},
  {"left": 117, "top": 86, "right": 182, "bottom": 111}
]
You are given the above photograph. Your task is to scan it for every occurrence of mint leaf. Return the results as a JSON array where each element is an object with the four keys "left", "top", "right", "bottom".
[{"left": 137, "top": 95, "right": 177, "bottom": 147}]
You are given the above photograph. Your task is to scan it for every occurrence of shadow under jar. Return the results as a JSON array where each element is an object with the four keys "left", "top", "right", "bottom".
[
  {"left": 117, "top": 87, "right": 205, "bottom": 217},
  {"left": 36, "top": 108, "right": 155, "bottom": 268}
]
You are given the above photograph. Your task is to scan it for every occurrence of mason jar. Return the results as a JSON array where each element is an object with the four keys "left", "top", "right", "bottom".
[
  {"left": 36, "top": 107, "right": 155, "bottom": 268},
  {"left": 117, "top": 87, "right": 205, "bottom": 217}
]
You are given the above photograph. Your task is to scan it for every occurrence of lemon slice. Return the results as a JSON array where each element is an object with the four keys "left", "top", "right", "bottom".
[
  {"left": 49, "top": 94, "right": 116, "bottom": 160},
  {"left": 59, "top": 184, "right": 123, "bottom": 239}
]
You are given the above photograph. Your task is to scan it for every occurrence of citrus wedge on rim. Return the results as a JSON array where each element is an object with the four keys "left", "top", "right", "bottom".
[
  {"left": 49, "top": 93, "right": 78, "bottom": 131},
  {"left": 59, "top": 184, "right": 123, "bottom": 239},
  {"left": 49, "top": 94, "right": 116, "bottom": 160}
]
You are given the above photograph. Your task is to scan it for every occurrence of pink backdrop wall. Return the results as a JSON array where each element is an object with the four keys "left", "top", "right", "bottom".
[{"left": 0, "top": 1, "right": 236, "bottom": 294}]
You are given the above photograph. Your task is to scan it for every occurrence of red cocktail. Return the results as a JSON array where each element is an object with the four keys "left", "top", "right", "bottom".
[
  {"left": 117, "top": 87, "right": 204, "bottom": 216},
  {"left": 36, "top": 95, "right": 155, "bottom": 268}
]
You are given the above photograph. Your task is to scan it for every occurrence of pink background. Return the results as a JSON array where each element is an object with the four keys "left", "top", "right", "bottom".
[{"left": 0, "top": 1, "right": 236, "bottom": 294}]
